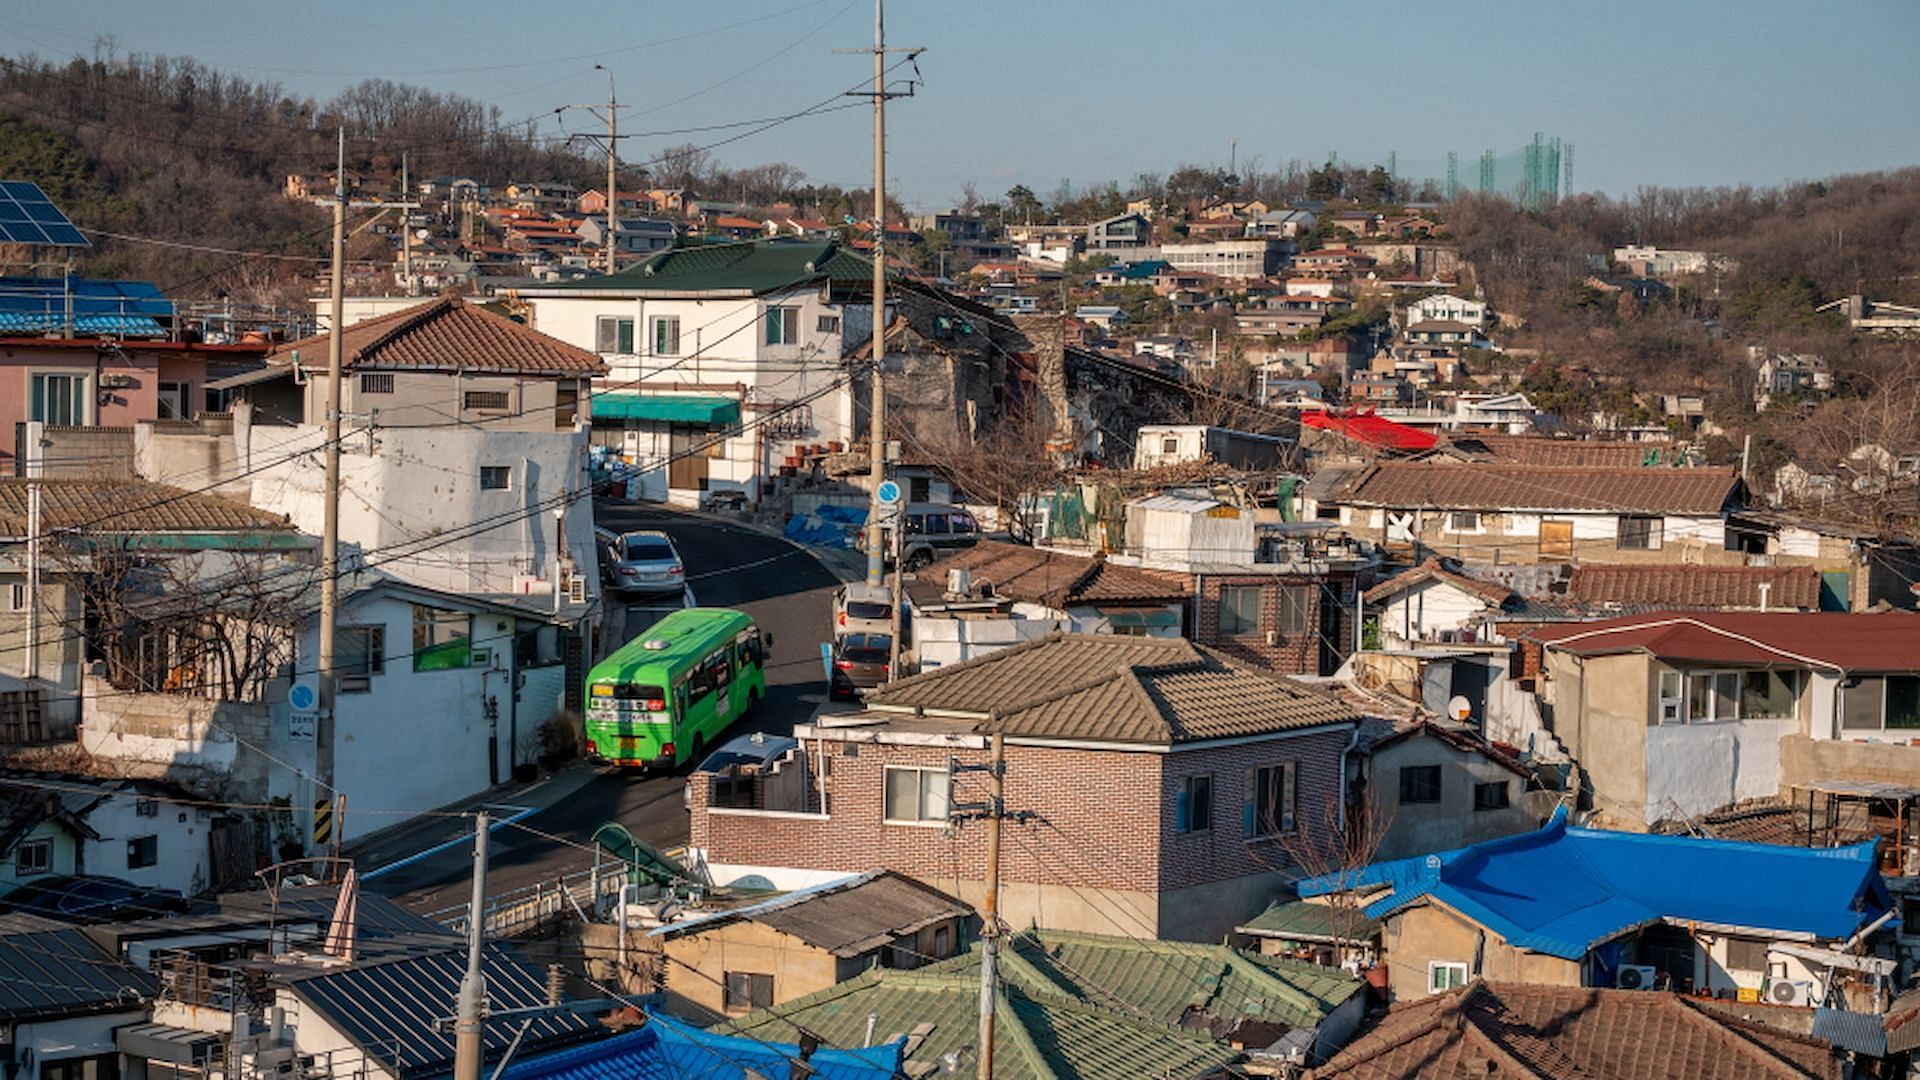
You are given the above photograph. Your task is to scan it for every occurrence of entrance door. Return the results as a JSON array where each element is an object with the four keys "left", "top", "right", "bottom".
[
  {"left": 1539, "top": 520, "right": 1574, "bottom": 560},
  {"left": 667, "top": 426, "right": 711, "bottom": 492}
]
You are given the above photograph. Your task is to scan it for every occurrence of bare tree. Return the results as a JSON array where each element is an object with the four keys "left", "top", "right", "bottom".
[
  {"left": 1273, "top": 790, "right": 1396, "bottom": 967},
  {"left": 928, "top": 414, "right": 1064, "bottom": 543}
]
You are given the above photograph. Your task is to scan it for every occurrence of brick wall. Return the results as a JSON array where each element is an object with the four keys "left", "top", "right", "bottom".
[
  {"left": 692, "top": 728, "right": 1352, "bottom": 901},
  {"left": 1157, "top": 728, "right": 1350, "bottom": 892},
  {"left": 1192, "top": 573, "right": 1355, "bottom": 675}
]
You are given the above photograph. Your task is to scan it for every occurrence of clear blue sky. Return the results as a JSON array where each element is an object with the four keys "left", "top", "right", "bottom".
[{"left": 4, "top": 1, "right": 1917, "bottom": 210}]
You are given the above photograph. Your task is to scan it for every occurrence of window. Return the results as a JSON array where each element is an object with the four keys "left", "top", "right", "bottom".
[
  {"left": 884, "top": 766, "right": 949, "bottom": 823},
  {"left": 1174, "top": 775, "right": 1213, "bottom": 834},
  {"left": 1245, "top": 762, "right": 1297, "bottom": 837},
  {"left": 816, "top": 314, "right": 841, "bottom": 334},
  {"left": 1429, "top": 961, "right": 1469, "bottom": 993},
  {"left": 1725, "top": 936, "right": 1769, "bottom": 973},
  {"left": 464, "top": 390, "right": 510, "bottom": 411},
  {"left": 1448, "top": 511, "right": 1481, "bottom": 533},
  {"left": 908, "top": 476, "right": 931, "bottom": 503},
  {"left": 360, "top": 373, "right": 395, "bottom": 394},
  {"left": 1617, "top": 515, "right": 1663, "bottom": 550},
  {"left": 15, "top": 837, "right": 51, "bottom": 876},
  {"left": 764, "top": 305, "right": 800, "bottom": 345},
  {"left": 338, "top": 626, "right": 385, "bottom": 685},
  {"left": 1473, "top": 781, "right": 1511, "bottom": 812},
  {"left": 127, "top": 835, "right": 158, "bottom": 870},
  {"left": 1219, "top": 586, "right": 1261, "bottom": 636},
  {"left": 1279, "top": 586, "right": 1311, "bottom": 636},
  {"left": 652, "top": 316, "right": 681, "bottom": 356},
  {"left": 1162, "top": 435, "right": 1181, "bottom": 454},
  {"left": 479, "top": 466, "right": 512, "bottom": 490},
  {"left": 1399, "top": 765, "right": 1443, "bottom": 805},
  {"left": 723, "top": 971, "right": 774, "bottom": 1012},
  {"left": 596, "top": 315, "right": 635, "bottom": 354},
  {"left": 412, "top": 606, "right": 472, "bottom": 672},
  {"left": 1738, "top": 670, "right": 1799, "bottom": 719},
  {"left": 157, "top": 381, "right": 191, "bottom": 420},
  {"left": 1658, "top": 670, "right": 1684, "bottom": 724},
  {"left": 1842, "top": 675, "right": 1920, "bottom": 732},
  {"left": 1686, "top": 671, "right": 1741, "bottom": 724},
  {"left": 30, "top": 372, "right": 86, "bottom": 425},
  {"left": 7, "top": 583, "right": 24, "bottom": 612}
]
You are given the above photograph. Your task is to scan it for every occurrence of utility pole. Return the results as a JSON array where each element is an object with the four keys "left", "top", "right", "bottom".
[
  {"left": 596, "top": 64, "right": 618, "bottom": 275},
  {"left": 950, "top": 733, "right": 1022, "bottom": 1080},
  {"left": 453, "top": 811, "right": 491, "bottom": 1080},
  {"left": 400, "top": 153, "right": 414, "bottom": 296},
  {"left": 318, "top": 128, "right": 347, "bottom": 818},
  {"left": 23, "top": 432, "right": 40, "bottom": 684},
  {"left": 840, "top": 0, "right": 921, "bottom": 590}
]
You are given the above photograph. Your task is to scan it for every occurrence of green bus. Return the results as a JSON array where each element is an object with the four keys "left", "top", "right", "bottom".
[{"left": 585, "top": 607, "right": 771, "bottom": 770}]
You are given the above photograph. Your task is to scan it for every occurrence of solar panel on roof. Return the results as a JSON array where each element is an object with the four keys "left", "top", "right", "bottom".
[{"left": 0, "top": 181, "right": 90, "bottom": 248}]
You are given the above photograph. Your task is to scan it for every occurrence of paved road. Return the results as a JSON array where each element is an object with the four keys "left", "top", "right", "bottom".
[{"left": 361, "top": 502, "right": 842, "bottom": 909}]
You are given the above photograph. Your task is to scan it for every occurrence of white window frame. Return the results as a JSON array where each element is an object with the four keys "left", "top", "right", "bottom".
[
  {"left": 883, "top": 766, "right": 949, "bottom": 826},
  {"left": 1429, "top": 961, "right": 1469, "bottom": 993},
  {"left": 651, "top": 316, "right": 681, "bottom": 357},
  {"left": 764, "top": 305, "right": 800, "bottom": 346},
  {"left": 1616, "top": 514, "right": 1664, "bottom": 551},
  {"left": 15, "top": 836, "right": 52, "bottom": 876},
  {"left": 29, "top": 371, "right": 88, "bottom": 426},
  {"left": 156, "top": 381, "right": 192, "bottom": 420},
  {"left": 596, "top": 315, "right": 636, "bottom": 355},
  {"left": 1672, "top": 668, "right": 1802, "bottom": 725}
]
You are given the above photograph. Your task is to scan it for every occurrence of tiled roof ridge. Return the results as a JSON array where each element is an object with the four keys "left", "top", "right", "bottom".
[
  {"left": 983, "top": 648, "right": 1188, "bottom": 732},
  {"left": 272, "top": 299, "right": 435, "bottom": 364},
  {"left": 1309, "top": 984, "right": 1555, "bottom": 1079},
  {"left": 873, "top": 632, "right": 1191, "bottom": 707},
  {"left": 354, "top": 296, "right": 458, "bottom": 363},
  {"left": 1461, "top": 987, "right": 1595, "bottom": 1078},
  {"left": 1377, "top": 460, "right": 1738, "bottom": 478},
  {"left": 1670, "top": 993, "right": 1832, "bottom": 1074}
]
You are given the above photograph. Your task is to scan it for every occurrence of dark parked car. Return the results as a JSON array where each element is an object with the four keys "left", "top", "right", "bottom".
[
  {"left": 829, "top": 633, "right": 893, "bottom": 699},
  {"left": 0, "top": 875, "right": 189, "bottom": 923}
]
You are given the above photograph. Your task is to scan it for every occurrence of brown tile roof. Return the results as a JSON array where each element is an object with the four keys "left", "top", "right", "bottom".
[
  {"left": 868, "top": 634, "right": 1359, "bottom": 745},
  {"left": 270, "top": 298, "right": 605, "bottom": 375},
  {"left": 1336, "top": 462, "right": 1741, "bottom": 515},
  {"left": 926, "top": 541, "right": 1190, "bottom": 607},
  {"left": 1446, "top": 434, "right": 1677, "bottom": 468},
  {"left": 1364, "top": 559, "right": 1513, "bottom": 605},
  {"left": 0, "top": 479, "right": 293, "bottom": 536},
  {"left": 1529, "top": 611, "right": 1920, "bottom": 671},
  {"left": 1570, "top": 564, "right": 1822, "bottom": 611},
  {"left": 1307, "top": 981, "right": 1841, "bottom": 1079}
]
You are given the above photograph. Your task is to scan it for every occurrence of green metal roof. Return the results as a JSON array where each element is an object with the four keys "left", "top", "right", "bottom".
[
  {"left": 728, "top": 966, "right": 1235, "bottom": 1080},
  {"left": 592, "top": 394, "right": 740, "bottom": 426},
  {"left": 727, "top": 930, "right": 1364, "bottom": 1076},
  {"left": 521, "top": 239, "right": 873, "bottom": 296},
  {"left": 1237, "top": 899, "right": 1382, "bottom": 945}
]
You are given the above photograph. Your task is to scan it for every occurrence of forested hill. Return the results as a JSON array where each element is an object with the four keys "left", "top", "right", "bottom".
[{"left": 0, "top": 51, "right": 605, "bottom": 296}]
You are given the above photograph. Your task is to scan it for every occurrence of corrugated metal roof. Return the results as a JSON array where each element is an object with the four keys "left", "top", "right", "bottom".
[
  {"left": 1299, "top": 811, "right": 1890, "bottom": 961},
  {"left": 0, "top": 277, "right": 172, "bottom": 338},
  {"left": 0, "top": 927, "right": 154, "bottom": 1022},
  {"left": 655, "top": 870, "right": 969, "bottom": 958},
  {"left": 1811, "top": 1007, "right": 1887, "bottom": 1056},
  {"left": 286, "top": 944, "right": 598, "bottom": 1076},
  {"left": 502, "top": 1012, "right": 900, "bottom": 1079},
  {"left": 522, "top": 238, "right": 872, "bottom": 296},
  {"left": 1238, "top": 899, "right": 1382, "bottom": 944}
]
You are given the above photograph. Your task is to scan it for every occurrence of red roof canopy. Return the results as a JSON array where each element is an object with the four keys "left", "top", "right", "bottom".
[
  {"left": 1301, "top": 409, "right": 1439, "bottom": 452},
  {"left": 1531, "top": 611, "right": 1920, "bottom": 671}
]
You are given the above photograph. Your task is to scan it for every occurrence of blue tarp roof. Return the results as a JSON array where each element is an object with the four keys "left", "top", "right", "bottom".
[
  {"left": 1298, "top": 809, "right": 1891, "bottom": 960},
  {"left": 500, "top": 1011, "right": 902, "bottom": 1080},
  {"left": 0, "top": 277, "right": 173, "bottom": 337}
]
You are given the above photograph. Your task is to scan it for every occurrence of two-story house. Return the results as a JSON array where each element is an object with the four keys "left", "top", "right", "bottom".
[
  {"left": 686, "top": 633, "right": 1362, "bottom": 942},
  {"left": 1532, "top": 611, "right": 1920, "bottom": 829},
  {"left": 1405, "top": 294, "right": 1488, "bottom": 328},
  {"left": 1086, "top": 212, "right": 1153, "bottom": 251},
  {"left": 520, "top": 238, "right": 878, "bottom": 505}
]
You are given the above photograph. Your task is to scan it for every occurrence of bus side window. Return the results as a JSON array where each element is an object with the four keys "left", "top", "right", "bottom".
[
  {"left": 691, "top": 663, "right": 713, "bottom": 699},
  {"left": 675, "top": 684, "right": 690, "bottom": 715},
  {"left": 713, "top": 649, "right": 733, "bottom": 687}
]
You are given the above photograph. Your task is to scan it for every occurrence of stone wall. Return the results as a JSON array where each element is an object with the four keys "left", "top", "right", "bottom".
[{"left": 81, "top": 677, "right": 270, "bottom": 802}]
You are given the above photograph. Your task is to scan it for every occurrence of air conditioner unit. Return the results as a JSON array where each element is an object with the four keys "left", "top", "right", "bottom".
[
  {"left": 1768, "top": 980, "right": 1814, "bottom": 1007},
  {"left": 338, "top": 674, "right": 371, "bottom": 694},
  {"left": 1616, "top": 965, "right": 1658, "bottom": 991}
]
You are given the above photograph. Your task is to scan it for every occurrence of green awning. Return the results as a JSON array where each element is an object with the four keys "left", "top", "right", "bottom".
[{"left": 593, "top": 394, "right": 740, "bottom": 426}]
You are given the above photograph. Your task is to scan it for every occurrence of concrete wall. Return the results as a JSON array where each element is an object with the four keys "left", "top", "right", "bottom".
[
  {"left": 1383, "top": 901, "right": 1580, "bottom": 1000},
  {"left": 304, "top": 370, "right": 585, "bottom": 434},
  {"left": 81, "top": 678, "right": 269, "bottom": 802},
  {"left": 1544, "top": 651, "right": 1653, "bottom": 827},
  {"left": 1645, "top": 718, "right": 1794, "bottom": 824},
  {"left": 12, "top": 1011, "right": 146, "bottom": 1080},
  {"left": 1781, "top": 734, "right": 1920, "bottom": 791},
  {"left": 1368, "top": 738, "right": 1545, "bottom": 862},
  {"left": 77, "top": 790, "right": 215, "bottom": 896},
  {"left": 664, "top": 919, "right": 842, "bottom": 1017}
]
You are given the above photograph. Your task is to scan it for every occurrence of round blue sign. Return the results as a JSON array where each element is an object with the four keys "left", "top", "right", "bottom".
[
  {"left": 288, "top": 683, "right": 318, "bottom": 711},
  {"left": 876, "top": 480, "right": 902, "bottom": 505}
]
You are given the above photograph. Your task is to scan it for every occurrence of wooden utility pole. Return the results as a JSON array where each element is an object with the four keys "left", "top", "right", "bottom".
[
  {"left": 453, "top": 811, "right": 490, "bottom": 1080},
  {"left": 317, "top": 128, "right": 346, "bottom": 815}
]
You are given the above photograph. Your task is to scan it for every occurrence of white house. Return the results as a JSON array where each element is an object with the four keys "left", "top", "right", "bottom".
[
  {"left": 0, "top": 775, "right": 223, "bottom": 897},
  {"left": 1363, "top": 560, "right": 1514, "bottom": 649},
  {"left": 520, "top": 239, "right": 880, "bottom": 505},
  {"left": 1405, "top": 293, "right": 1488, "bottom": 328}
]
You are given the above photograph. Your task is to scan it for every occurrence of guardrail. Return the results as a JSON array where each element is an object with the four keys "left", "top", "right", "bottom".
[{"left": 425, "top": 864, "right": 629, "bottom": 938}]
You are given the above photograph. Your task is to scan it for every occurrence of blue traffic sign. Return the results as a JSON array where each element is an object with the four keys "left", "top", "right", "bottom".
[{"left": 876, "top": 480, "right": 903, "bottom": 506}]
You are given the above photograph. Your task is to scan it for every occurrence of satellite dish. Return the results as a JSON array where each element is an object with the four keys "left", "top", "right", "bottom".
[
  {"left": 415, "top": 228, "right": 432, "bottom": 240},
  {"left": 1447, "top": 695, "right": 1472, "bottom": 722}
]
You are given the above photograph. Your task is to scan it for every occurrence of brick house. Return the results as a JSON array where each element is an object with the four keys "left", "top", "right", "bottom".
[{"left": 686, "top": 634, "right": 1363, "bottom": 943}]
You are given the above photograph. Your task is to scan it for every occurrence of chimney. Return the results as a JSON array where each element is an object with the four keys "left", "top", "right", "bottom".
[{"left": 1757, "top": 582, "right": 1772, "bottom": 613}]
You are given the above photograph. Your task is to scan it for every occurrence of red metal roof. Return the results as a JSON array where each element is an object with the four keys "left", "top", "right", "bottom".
[
  {"left": 1300, "top": 409, "right": 1439, "bottom": 452},
  {"left": 1530, "top": 611, "right": 1920, "bottom": 671}
]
